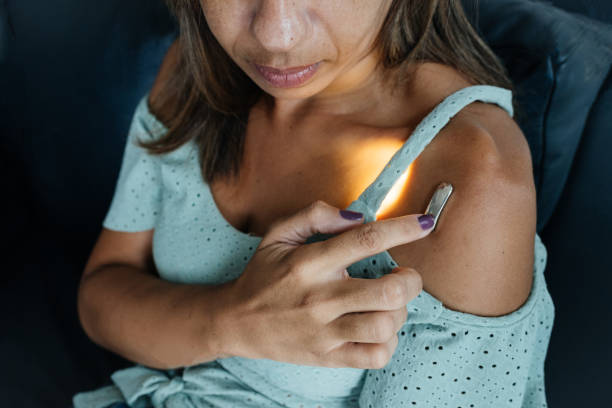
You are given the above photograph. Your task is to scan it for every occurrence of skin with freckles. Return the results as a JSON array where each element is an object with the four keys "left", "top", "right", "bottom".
[
  {"left": 197, "top": 0, "right": 474, "bottom": 237},
  {"left": 200, "top": 0, "right": 396, "bottom": 118},
  {"left": 194, "top": 0, "right": 536, "bottom": 317}
]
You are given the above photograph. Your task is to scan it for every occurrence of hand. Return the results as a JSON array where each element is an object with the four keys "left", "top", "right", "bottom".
[{"left": 218, "top": 200, "right": 434, "bottom": 369}]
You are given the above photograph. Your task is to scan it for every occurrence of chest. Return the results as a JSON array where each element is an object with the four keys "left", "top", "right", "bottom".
[
  {"left": 151, "top": 134, "right": 421, "bottom": 289},
  {"left": 150, "top": 78, "right": 517, "bottom": 285},
  {"left": 208, "top": 121, "right": 413, "bottom": 238},
  {"left": 150, "top": 117, "right": 428, "bottom": 286}
]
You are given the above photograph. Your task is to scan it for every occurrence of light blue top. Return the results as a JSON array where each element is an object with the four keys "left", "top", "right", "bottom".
[{"left": 73, "top": 85, "right": 555, "bottom": 408}]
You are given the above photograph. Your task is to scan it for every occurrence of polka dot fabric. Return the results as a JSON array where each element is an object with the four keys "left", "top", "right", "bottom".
[
  {"left": 102, "top": 98, "right": 167, "bottom": 232},
  {"left": 356, "top": 238, "right": 554, "bottom": 408},
  {"left": 74, "top": 85, "right": 555, "bottom": 408}
]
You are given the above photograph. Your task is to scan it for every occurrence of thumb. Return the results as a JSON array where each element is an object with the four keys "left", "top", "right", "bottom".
[
  {"left": 260, "top": 200, "right": 366, "bottom": 248},
  {"left": 388, "top": 266, "right": 424, "bottom": 297}
]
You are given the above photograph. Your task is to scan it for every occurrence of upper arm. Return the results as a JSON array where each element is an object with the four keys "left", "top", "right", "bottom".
[
  {"left": 82, "top": 228, "right": 156, "bottom": 280},
  {"left": 386, "top": 112, "right": 537, "bottom": 317}
]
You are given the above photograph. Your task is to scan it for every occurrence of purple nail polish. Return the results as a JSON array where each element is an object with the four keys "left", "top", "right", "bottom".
[
  {"left": 340, "top": 209, "right": 364, "bottom": 220},
  {"left": 418, "top": 214, "right": 434, "bottom": 230}
]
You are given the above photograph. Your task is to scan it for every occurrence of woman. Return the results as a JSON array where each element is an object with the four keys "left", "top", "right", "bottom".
[{"left": 73, "top": 0, "right": 555, "bottom": 407}]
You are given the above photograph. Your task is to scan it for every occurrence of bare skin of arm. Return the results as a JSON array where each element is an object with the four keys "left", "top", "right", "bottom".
[{"left": 77, "top": 228, "right": 235, "bottom": 370}]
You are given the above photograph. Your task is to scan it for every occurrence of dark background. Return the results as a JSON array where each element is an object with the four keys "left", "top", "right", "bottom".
[{"left": 1, "top": 0, "right": 611, "bottom": 407}]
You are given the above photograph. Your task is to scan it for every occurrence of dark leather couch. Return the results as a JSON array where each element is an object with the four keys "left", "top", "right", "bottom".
[{"left": 2, "top": 0, "right": 610, "bottom": 406}]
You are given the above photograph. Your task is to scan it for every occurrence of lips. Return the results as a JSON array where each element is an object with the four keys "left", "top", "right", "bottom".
[{"left": 252, "top": 61, "right": 321, "bottom": 88}]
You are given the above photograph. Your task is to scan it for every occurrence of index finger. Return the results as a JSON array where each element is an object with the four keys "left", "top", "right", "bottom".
[{"left": 302, "top": 213, "right": 434, "bottom": 272}]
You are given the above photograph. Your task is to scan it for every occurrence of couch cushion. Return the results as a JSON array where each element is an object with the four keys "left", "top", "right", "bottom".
[
  {"left": 540, "top": 62, "right": 612, "bottom": 408},
  {"left": 464, "top": 0, "right": 612, "bottom": 231}
]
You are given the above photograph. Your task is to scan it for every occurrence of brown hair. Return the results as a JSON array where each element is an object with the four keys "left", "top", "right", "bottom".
[{"left": 142, "top": 0, "right": 520, "bottom": 185}]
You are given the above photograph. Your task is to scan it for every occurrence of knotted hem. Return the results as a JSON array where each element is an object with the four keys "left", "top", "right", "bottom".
[{"left": 73, "top": 365, "right": 187, "bottom": 408}]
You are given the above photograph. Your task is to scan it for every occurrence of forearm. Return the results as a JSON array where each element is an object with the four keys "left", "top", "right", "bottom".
[{"left": 77, "top": 264, "right": 234, "bottom": 370}]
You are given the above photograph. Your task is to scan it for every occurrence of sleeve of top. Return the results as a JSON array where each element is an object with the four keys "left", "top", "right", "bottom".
[
  {"left": 102, "top": 93, "right": 168, "bottom": 232},
  {"left": 357, "top": 234, "right": 556, "bottom": 408}
]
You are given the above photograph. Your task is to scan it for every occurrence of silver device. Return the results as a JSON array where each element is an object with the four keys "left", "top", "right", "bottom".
[{"left": 423, "top": 182, "right": 454, "bottom": 231}]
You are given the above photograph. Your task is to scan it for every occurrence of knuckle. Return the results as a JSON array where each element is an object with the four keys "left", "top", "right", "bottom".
[
  {"left": 298, "top": 291, "right": 327, "bottom": 322},
  {"left": 404, "top": 268, "right": 424, "bottom": 294},
  {"left": 356, "top": 223, "right": 383, "bottom": 251},
  {"left": 285, "top": 252, "right": 309, "bottom": 277},
  {"left": 299, "top": 290, "right": 320, "bottom": 309},
  {"left": 311, "top": 199, "right": 327, "bottom": 209},
  {"left": 382, "top": 277, "right": 407, "bottom": 308},
  {"left": 313, "top": 199, "right": 330, "bottom": 210},
  {"left": 367, "top": 321, "right": 383, "bottom": 343},
  {"left": 306, "top": 200, "right": 328, "bottom": 220},
  {"left": 371, "top": 316, "right": 395, "bottom": 342},
  {"left": 286, "top": 259, "right": 315, "bottom": 293},
  {"left": 297, "top": 201, "right": 319, "bottom": 228},
  {"left": 369, "top": 346, "right": 391, "bottom": 369}
]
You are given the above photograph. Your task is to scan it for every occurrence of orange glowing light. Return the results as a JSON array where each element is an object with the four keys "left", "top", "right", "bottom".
[{"left": 375, "top": 163, "right": 413, "bottom": 219}]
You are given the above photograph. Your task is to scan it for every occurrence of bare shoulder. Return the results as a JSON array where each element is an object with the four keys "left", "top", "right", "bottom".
[
  {"left": 148, "top": 38, "right": 181, "bottom": 121},
  {"left": 386, "top": 102, "right": 537, "bottom": 317}
]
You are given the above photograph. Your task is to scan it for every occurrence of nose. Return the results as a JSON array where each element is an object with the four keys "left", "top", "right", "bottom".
[{"left": 251, "top": 0, "right": 307, "bottom": 54}]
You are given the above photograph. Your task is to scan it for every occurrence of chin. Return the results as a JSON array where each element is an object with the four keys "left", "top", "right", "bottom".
[{"left": 264, "top": 87, "right": 321, "bottom": 100}]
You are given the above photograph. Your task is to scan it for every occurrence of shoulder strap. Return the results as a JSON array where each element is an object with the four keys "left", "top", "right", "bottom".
[{"left": 354, "top": 84, "right": 514, "bottom": 218}]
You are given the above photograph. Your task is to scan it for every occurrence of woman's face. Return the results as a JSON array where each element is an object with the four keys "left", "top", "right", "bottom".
[{"left": 200, "top": 0, "right": 394, "bottom": 100}]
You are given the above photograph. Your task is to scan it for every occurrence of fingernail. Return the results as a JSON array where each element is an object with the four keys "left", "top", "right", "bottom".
[
  {"left": 418, "top": 214, "right": 434, "bottom": 230},
  {"left": 340, "top": 209, "right": 364, "bottom": 220}
]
